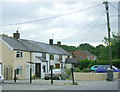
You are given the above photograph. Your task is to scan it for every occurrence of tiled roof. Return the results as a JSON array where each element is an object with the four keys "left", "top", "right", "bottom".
[
  {"left": 0, "top": 36, "right": 70, "bottom": 55},
  {"left": 79, "top": 50, "right": 96, "bottom": 57}
]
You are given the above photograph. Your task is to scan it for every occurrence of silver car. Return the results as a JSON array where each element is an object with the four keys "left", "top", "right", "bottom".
[
  {"left": 0, "top": 75, "right": 4, "bottom": 83},
  {"left": 44, "top": 69, "right": 67, "bottom": 80}
]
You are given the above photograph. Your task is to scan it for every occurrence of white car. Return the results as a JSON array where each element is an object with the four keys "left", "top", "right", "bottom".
[{"left": 0, "top": 75, "right": 4, "bottom": 83}]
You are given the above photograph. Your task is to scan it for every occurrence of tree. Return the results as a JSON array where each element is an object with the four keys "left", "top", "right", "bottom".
[
  {"left": 94, "top": 44, "right": 108, "bottom": 60},
  {"left": 78, "top": 43, "right": 94, "bottom": 53},
  {"left": 56, "top": 45, "right": 77, "bottom": 52},
  {"left": 102, "top": 33, "right": 120, "bottom": 59},
  {"left": 0, "top": 33, "right": 8, "bottom": 37}
]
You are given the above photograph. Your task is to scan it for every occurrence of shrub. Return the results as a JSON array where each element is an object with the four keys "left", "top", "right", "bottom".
[
  {"left": 75, "top": 59, "right": 120, "bottom": 72},
  {"left": 65, "top": 68, "right": 71, "bottom": 78},
  {"left": 82, "top": 68, "right": 91, "bottom": 72},
  {"left": 77, "top": 59, "right": 91, "bottom": 70},
  {"left": 74, "top": 67, "right": 81, "bottom": 72},
  {"left": 113, "top": 59, "right": 120, "bottom": 69}
]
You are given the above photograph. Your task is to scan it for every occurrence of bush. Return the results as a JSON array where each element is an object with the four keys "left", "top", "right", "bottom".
[
  {"left": 82, "top": 68, "right": 91, "bottom": 72},
  {"left": 89, "top": 60, "right": 109, "bottom": 68},
  {"left": 113, "top": 59, "right": 120, "bottom": 69},
  {"left": 65, "top": 68, "right": 71, "bottom": 78},
  {"left": 77, "top": 59, "right": 91, "bottom": 70},
  {"left": 74, "top": 67, "right": 81, "bottom": 72},
  {"left": 75, "top": 59, "right": 120, "bottom": 72}
]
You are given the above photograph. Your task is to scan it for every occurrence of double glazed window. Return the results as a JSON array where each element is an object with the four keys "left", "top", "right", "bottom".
[{"left": 16, "top": 51, "right": 23, "bottom": 58}]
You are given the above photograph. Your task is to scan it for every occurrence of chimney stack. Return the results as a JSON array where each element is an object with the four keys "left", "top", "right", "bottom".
[
  {"left": 57, "top": 41, "right": 61, "bottom": 45},
  {"left": 49, "top": 39, "right": 53, "bottom": 45},
  {"left": 13, "top": 31, "right": 20, "bottom": 39}
]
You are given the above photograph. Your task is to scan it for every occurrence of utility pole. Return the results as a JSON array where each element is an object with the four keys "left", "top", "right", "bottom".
[{"left": 103, "top": 1, "right": 112, "bottom": 69}]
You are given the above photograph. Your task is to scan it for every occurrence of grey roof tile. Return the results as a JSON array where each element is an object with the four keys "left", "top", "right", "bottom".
[
  {"left": 1, "top": 36, "right": 29, "bottom": 51},
  {"left": 0, "top": 36, "right": 70, "bottom": 55}
]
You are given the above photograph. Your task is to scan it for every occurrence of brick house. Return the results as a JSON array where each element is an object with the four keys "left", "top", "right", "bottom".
[{"left": 72, "top": 50, "right": 97, "bottom": 60}]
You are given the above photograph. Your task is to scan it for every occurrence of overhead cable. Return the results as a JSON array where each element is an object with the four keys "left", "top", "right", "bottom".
[
  {"left": 0, "top": 3, "right": 103, "bottom": 26},
  {"left": 109, "top": 3, "right": 120, "bottom": 11}
]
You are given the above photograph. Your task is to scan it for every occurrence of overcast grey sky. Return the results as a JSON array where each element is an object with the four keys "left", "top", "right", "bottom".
[{"left": 0, "top": 0, "right": 119, "bottom": 46}]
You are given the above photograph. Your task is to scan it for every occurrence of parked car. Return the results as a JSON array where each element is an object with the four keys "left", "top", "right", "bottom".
[
  {"left": 44, "top": 69, "right": 67, "bottom": 80},
  {"left": 95, "top": 65, "right": 120, "bottom": 73},
  {"left": 90, "top": 65, "right": 101, "bottom": 72},
  {"left": 0, "top": 75, "right": 4, "bottom": 83}
]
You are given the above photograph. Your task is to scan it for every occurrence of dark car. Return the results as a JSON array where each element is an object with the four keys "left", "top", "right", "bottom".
[
  {"left": 95, "top": 65, "right": 120, "bottom": 73},
  {"left": 44, "top": 69, "right": 67, "bottom": 80}
]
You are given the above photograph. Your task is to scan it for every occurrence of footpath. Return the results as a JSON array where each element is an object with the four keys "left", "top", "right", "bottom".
[{"left": 3, "top": 79, "right": 73, "bottom": 85}]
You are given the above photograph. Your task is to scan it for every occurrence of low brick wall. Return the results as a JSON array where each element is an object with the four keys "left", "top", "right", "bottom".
[{"left": 74, "top": 72, "right": 120, "bottom": 81}]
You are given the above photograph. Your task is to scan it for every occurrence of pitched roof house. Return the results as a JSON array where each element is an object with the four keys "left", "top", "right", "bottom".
[
  {"left": 0, "top": 31, "right": 71, "bottom": 80},
  {"left": 73, "top": 50, "right": 97, "bottom": 60}
]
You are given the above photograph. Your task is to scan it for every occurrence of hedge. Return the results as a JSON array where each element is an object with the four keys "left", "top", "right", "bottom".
[{"left": 76, "top": 59, "right": 120, "bottom": 70}]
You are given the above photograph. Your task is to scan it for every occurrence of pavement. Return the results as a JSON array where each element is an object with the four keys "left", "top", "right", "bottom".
[
  {"left": 1, "top": 79, "right": 119, "bottom": 91},
  {"left": 3, "top": 79, "right": 73, "bottom": 85}
]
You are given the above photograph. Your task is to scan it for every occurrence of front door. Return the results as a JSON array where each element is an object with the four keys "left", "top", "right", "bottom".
[{"left": 35, "top": 63, "right": 41, "bottom": 78}]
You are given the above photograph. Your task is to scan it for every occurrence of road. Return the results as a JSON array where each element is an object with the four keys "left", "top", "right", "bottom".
[{"left": 1, "top": 79, "right": 119, "bottom": 90}]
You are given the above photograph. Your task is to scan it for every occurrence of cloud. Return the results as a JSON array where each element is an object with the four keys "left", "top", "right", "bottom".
[{"left": 1, "top": 2, "right": 118, "bottom": 46}]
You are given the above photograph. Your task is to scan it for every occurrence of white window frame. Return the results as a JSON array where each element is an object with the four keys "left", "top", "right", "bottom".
[
  {"left": 16, "top": 51, "right": 23, "bottom": 58},
  {"left": 16, "top": 66, "right": 22, "bottom": 75}
]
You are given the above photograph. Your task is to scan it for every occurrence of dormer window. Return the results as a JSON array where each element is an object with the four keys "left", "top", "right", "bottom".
[{"left": 16, "top": 51, "right": 23, "bottom": 58}]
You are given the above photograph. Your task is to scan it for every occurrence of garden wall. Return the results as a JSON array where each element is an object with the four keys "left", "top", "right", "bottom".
[{"left": 74, "top": 72, "right": 120, "bottom": 81}]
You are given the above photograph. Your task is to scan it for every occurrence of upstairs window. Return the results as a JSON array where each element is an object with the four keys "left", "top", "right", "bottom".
[
  {"left": 50, "top": 54, "right": 54, "bottom": 60},
  {"left": 59, "top": 55, "right": 62, "bottom": 60},
  {"left": 16, "top": 51, "right": 23, "bottom": 58},
  {"left": 42, "top": 53, "right": 46, "bottom": 59}
]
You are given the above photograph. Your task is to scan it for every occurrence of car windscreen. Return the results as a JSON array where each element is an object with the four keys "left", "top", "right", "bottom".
[{"left": 93, "top": 66, "right": 100, "bottom": 68}]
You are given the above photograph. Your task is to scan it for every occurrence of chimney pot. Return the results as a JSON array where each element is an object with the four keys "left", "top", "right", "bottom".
[
  {"left": 49, "top": 39, "right": 53, "bottom": 45},
  {"left": 13, "top": 31, "right": 20, "bottom": 39},
  {"left": 57, "top": 41, "right": 61, "bottom": 45}
]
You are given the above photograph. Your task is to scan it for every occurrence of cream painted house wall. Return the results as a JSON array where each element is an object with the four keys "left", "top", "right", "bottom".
[
  {"left": 13, "top": 50, "right": 30, "bottom": 80},
  {"left": 0, "top": 38, "right": 70, "bottom": 80},
  {"left": 0, "top": 40, "right": 14, "bottom": 79},
  {"left": 0, "top": 39, "right": 31, "bottom": 80}
]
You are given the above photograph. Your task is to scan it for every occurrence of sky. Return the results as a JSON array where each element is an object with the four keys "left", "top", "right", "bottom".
[{"left": 0, "top": 0, "right": 119, "bottom": 47}]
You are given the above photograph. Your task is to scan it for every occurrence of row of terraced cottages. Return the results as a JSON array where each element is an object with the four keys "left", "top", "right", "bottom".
[{"left": 0, "top": 31, "right": 72, "bottom": 80}]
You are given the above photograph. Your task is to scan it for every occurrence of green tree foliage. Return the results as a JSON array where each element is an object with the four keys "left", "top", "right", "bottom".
[
  {"left": 93, "top": 44, "right": 108, "bottom": 60},
  {"left": 0, "top": 33, "right": 8, "bottom": 37},
  {"left": 103, "top": 33, "right": 120, "bottom": 59},
  {"left": 111, "top": 34, "right": 120, "bottom": 59},
  {"left": 57, "top": 45, "right": 77, "bottom": 52},
  {"left": 56, "top": 33, "right": 119, "bottom": 60},
  {"left": 76, "top": 59, "right": 120, "bottom": 71},
  {"left": 78, "top": 43, "right": 95, "bottom": 53},
  {"left": 76, "top": 59, "right": 91, "bottom": 70}
]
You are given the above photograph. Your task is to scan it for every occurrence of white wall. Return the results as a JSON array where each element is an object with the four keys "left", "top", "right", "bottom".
[{"left": 0, "top": 64, "right": 1, "bottom": 75}]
